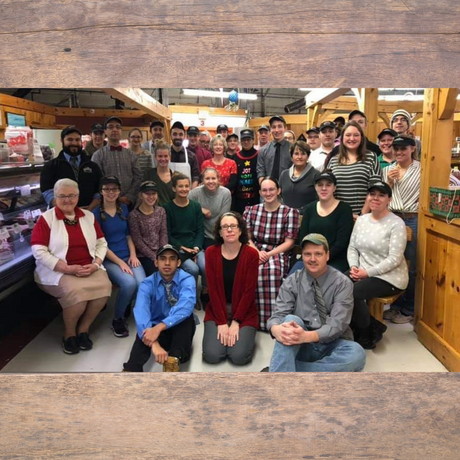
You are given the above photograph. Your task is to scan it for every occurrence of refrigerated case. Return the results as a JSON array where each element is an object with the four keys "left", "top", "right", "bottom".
[{"left": 0, "top": 159, "right": 47, "bottom": 293}]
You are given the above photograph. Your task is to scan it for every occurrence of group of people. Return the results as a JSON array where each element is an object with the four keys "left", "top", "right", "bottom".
[{"left": 30, "top": 106, "right": 420, "bottom": 372}]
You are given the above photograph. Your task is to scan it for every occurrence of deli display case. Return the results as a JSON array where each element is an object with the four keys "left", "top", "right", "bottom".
[{"left": 0, "top": 140, "right": 48, "bottom": 294}]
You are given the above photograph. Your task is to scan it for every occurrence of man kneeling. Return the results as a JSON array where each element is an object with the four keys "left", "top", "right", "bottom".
[
  {"left": 123, "top": 244, "right": 196, "bottom": 372},
  {"left": 267, "top": 234, "right": 366, "bottom": 372}
]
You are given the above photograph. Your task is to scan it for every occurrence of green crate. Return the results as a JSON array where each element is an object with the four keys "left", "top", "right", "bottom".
[{"left": 429, "top": 187, "right": 460, "bottom": 218}]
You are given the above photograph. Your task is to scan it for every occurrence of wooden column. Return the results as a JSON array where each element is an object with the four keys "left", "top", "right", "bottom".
[
  {"left": 416, "top": 88, "right": 460, "bottom": 371},
  {"left": 357, "top": 88, "right": 379, "bottom": 141}
]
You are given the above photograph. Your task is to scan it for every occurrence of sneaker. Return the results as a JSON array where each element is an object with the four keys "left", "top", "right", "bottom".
[
  {"left": 62, "top": 336, "right": 79, "bottom": 354},
  {"left": 163, "top": 356, "right": 180, "bottom": 372},
  {"left": 77, "top": 332, "right": 93, "bottom": 350},
  {"left": 111, "top": 318, "right": 129, "bottom": 337},
  {"left": 383, "top": 308, "right": 398, "bottom": 321},
  {"left": 260, "top": 366, "right": 270, "bottom": 372},
  {"left": 391, "top": 311, "right": 414, "bottom": 324}
]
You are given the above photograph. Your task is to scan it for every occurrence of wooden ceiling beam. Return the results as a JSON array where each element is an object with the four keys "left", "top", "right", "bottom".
[{"left": 305, "top": 88, "right": 350, "bottom": 109}]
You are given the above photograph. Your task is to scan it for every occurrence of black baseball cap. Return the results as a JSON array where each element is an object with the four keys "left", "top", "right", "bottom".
[
  {"left": 91, "top": 123, "right": 104, "bottom": 134},
  {"left": 392, "top": 135, "right": 416, "bottom": 148},
  {"left": 269, "top": 115, "right": 286, "bottom": 126},
  {"left": 319, "top": 121, "right": 336, "bottom": 131},
  {"left": 306, "top": 127, "right": 320, "bottom": 135},
  {"left": 348, "top": 110, "right": 366, "bottom": 120},
  {"left": 315, "top": 170, "right": 337, "bottom": 185},
  {"left": 240, "top": 129, "right": 254, "bottom": 139},
  {"left": 104, "top": 116, "right": 122, "bottom": 128},
  {"left": 140, "top": 181, "right": 158, "bottom": 193},
  {"left": 60, "top": 126, "right": 82, "bottom": 140},
  {"left": 187, "top": 126, "right": 200, "bottom": 135},
  {"left": 378, "top": 128, "right": 398, "bottom": 140},
  {"left": 258, "top": 125, "right": 269, "bottom": 132},
  {"left": 171, "top": 121, "right": 185, "bottom": 131},
  {"left": 156, "top": 244, "right": 180, "bottom": 259},
  {"left": 227, "top": 133, "right": 239, "bottom": 141},
  {"left": 100, "top": 175, "right": 121, "bottom": 188},
  {"left": 216, "top": 124, "right": 229, "bottom": 132},
  {"left": 368, "top": 180, "right": 392, "bottom": 197},
  {"left": 150, "top": 120, "right": 165, "bottom": 129}
]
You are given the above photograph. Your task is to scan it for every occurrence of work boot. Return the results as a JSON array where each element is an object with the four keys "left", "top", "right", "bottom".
[{"left": 163, "top": 356, "right": 180, "bottom": 372}]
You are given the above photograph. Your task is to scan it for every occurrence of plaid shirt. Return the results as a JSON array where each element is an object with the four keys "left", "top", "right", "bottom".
[{"left": 92, "top": 145, "right": 143, "bottom": 204}]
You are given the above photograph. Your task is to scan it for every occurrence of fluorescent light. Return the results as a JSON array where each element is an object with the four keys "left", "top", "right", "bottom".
[
  {"left": 182, "top": 89, "right": 257, "bottom": 100},
  {"left": 378, "top": 95, "right": 424, "bottom": 101}
]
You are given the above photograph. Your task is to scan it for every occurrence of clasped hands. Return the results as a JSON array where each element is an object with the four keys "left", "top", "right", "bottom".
[
  {"left": 349, "top": 266, "right": 368, "bottom": 281},
  {"left": 217, "top": 321, "right": 240, "bottom": 347}
]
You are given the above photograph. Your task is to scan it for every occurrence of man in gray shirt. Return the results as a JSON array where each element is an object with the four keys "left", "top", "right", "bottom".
[
  {"left": 266, "top": 233, "right": 366, "bottom": 372},
  {"left": 92, "top": 116, "right": 143, "bottom": 208},
  {"left": 256, "top": 115, "right": 292, "bottom": 183}
]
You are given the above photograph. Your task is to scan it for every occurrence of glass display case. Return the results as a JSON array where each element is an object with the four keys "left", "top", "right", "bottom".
[{"left": 0, "top": 154, "right": 47, "bottom": 293}]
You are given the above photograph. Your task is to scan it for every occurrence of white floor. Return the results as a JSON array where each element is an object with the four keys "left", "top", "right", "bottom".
[{"left": 0, "top": 304, "right": 448, "bottom": 373}]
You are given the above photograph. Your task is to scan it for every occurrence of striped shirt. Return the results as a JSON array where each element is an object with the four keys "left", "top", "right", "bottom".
[
  {"left": 92, "top": 145, "right": 143, "bottom": 204},
  {"left": 328, "top": 151, "right": 382, "bottom": 214},
  {"left": 382, "top": 160, "right": 420, "bottom": 213}
]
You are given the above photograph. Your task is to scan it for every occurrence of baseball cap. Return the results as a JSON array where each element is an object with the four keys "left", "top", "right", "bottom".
[
  {"left": 216, "top": 124, "right": 229, "bottom": 132},
  {"left": 348, "top": 110, "right": 366, "bottom": 120},
  {"left": 139, "top": 181, "right": 158, "bottom": 193},
  {"left": 150, "top": 120, "right": 165, "bottom": 129},
  {"left": 377, "top": 128, "right": 398, "bottom": 139},
  {"left": 100, "top": 175, "right": 121, "bottom": 188},
  {"left": 392, "top": 136, "right": 416, "bottom": 148},
  {"left": 306, "top": 127, "right": 320, "bottom": 135},
  {"left": 104, "top": 116, "right": 122, "bottom": 128},
  {"left": 367, "top": 180, "right": 392, "bottom": 197},
  {"left": 91, "top": 123, "right": 104, "bottom": 133},
  {"left": 227, "top": 133, "right": 239, "bottom": 141},
  {"left": 156, "top": 244, "right": 181, "bottom": 259},
  {"left": 187, "top": 126, "right": 200, "bottom": 136},
  {"left": 60, "top": 126, "right": 82, "bottom": 140},
  {"left": 314, "top": 170, "right": 337, "bottom": 185},
  {"left": 258, "top": 125, "right": 269, "bottom": 132},
  {"left": 301, "top": 233, "right": 329, "bottom": 251},
  {"left": 269, "top": 115, "right": 286, "bottom": 126},
  {"left": 240, "top": 129, "right": 254, "bottom": 139},
  {"left": 171, "top": 121, "right": 185, "bottom": 131},
  {"left": 319, "top": 121, "right": 336, "bottom": 131}
]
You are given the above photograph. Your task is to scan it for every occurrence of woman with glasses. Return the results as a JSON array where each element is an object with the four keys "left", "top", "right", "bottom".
[
  {"left": 31, "top": 179, "right": 112, "bottom": 354},
  {"left": 93, "top": 176, "right": 146, "bottom": 338},
  {"left": 128, "top": 128, "right": 153, "bottom": 174},
  {"left": 243, "top": 177, "right": 299, "bottom": 331},
  {"left": 202, "top": 212, "right": 259, "bottom": 365},
  {"left": 128, "top": 181, "right": 168, "bottom": 276}
]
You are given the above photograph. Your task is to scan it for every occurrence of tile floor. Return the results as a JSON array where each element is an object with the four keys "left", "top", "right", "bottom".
[{"left": 0, "top": 305, "right": 447, "bottom": 373}]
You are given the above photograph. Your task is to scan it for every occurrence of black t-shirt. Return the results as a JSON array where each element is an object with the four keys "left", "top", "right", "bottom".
[{"left": 233, "top": 148, "right": 260, "bottom": 214}]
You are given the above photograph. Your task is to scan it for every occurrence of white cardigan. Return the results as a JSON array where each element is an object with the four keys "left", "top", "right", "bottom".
[{"left": 32, "top": 208, "right": 108, "bottom": 286}]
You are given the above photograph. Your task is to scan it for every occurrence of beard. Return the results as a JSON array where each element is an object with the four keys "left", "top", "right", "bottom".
[
  {"left": 172, "top": 138, "right": 183, "bottom": 148},
  {"left": 63, "top": 145, "right": 83, "bottom": 157}
]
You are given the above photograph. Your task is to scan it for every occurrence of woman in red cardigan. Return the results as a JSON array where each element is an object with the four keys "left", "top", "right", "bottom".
[{"left": 202, "top": 211, "right": 259, "bottom": 365}]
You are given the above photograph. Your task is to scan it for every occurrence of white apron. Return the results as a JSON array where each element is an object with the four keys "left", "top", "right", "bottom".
[{"left": 170, "top": 148, "right": 191, "bottom": 181}]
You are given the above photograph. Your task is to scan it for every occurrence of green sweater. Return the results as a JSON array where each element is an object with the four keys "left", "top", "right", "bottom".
[
  {"left": 300, "top": 200, "right": 354, "bottom": 273},
  {"left": 163, "top": 199, "right": 204, "bottom": 250}
]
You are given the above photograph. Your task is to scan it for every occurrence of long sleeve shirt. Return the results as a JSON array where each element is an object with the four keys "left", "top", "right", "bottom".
[
  {"left": 267, "top": 267, "right": 354, "bottom": 343},
  {"left": 134, "top": 268, "right": 196, "bottom": 338},
  {"left": 256, "top": 139, "right": 292, "bottom": 180}
]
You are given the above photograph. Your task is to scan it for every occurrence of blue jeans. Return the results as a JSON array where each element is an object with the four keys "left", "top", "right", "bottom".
[
  {"left": 393, "top": 216, "right": 417, "bottom": 315},
  {"left": 269, "top": 315, "right": 366, "bottom": 372},
  {"left": 103, "top": 258, "right": 146, "bottom": 319},
  {"left": 181, "top": 250, "right": 206, "bottom": 288}
]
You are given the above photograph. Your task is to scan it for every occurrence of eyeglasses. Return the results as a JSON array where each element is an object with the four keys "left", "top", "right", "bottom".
[
  {"left": 130, "top": 135, "right": 142, "bottom": 139},
  {"left": 220, "top": 224, "right": 239, "bottom": 231},
  {"left": 106, "top": 124, "right": 122, "bottom": 130},
  {"left": 102, "top": 188, "right": 120, "bottom": 193},
  {"left": 56, "top": 194, "right": 79, "bottom": 200}
]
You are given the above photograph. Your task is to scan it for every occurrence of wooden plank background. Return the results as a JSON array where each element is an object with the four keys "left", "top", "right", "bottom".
[
  {"left": 0, "top": 0, "right": 460, "bottom": 86},
  {"left": 1, "top": 1, "right": 460, "bottom": 458}
]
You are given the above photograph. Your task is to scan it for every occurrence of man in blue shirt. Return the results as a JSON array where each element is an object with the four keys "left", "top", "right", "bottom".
[{"left": 123, "top": 244, "right": 196, "bottom": 372}]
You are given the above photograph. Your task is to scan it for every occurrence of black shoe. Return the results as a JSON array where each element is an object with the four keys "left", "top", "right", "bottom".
[
  {"left": 112, "top": 318, "right": 129, "bottom": 338},
  {"left": 355, "top": 327, "right": 376, "bottom": 350},
  {"left": 62, "top": 336, "right": 80, "bottom": 354},
  {"left": 260, "top": 366, "right": 269, "bottom": 372},
  {"left": 77, "top": 332, "right": 93, "bottom": 350}
]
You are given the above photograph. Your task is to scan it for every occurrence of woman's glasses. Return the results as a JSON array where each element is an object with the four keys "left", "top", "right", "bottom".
[{"left": 220, "top": 224, "right": 239, "bottom": 231}]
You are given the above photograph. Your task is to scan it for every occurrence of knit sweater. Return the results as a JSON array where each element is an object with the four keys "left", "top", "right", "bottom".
[
  {"left": 347, "top": 212, "right": 409, "bottom": 290},
  {"left": 189, "top": 186, "right": 232, "bottom": 239}
]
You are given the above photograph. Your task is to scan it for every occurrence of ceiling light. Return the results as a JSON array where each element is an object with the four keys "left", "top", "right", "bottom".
[{"left": 182, "top": 89, "right": 257, "bottom": 100}]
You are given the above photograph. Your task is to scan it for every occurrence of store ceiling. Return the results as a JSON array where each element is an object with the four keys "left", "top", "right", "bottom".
[{"left": 0, "top": 88, "right": 427, "bottom": 117}]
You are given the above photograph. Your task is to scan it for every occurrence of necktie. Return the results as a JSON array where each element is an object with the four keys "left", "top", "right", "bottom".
[
  {"left": 162, "top": 280, "right": 178, "bottom": 306},
  {"left": 312, "top": 279, "right": 329, "bottom": 325},
  {"left": 110, "top": 145, "right": 122, "bottom": 151},
  {"left": 69, "top": 156, "right": 79, "bottom": 180},
  {"left": 271, "top": 143, "right": 281, "bottom": 179}
]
